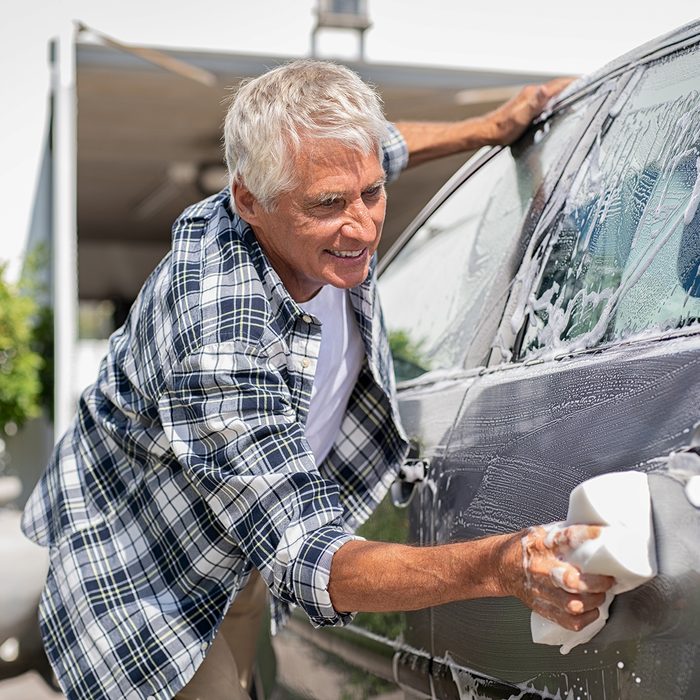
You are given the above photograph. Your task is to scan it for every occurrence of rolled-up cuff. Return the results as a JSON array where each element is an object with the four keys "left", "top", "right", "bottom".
[
  {"left": 291, "top": 527, "right": 364, "bottom": 627},
  {"left": 382, "top": 123, "right": 409, "bottom": 183}
]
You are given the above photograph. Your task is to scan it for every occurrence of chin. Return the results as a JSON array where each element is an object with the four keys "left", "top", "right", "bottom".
[{"left": 333, "top": 271, "right": 370, "bottom": 289}]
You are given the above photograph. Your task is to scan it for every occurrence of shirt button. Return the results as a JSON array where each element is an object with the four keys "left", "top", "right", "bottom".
[
  {"left": 301, "top": 314, "right": 313, "bottom": 324},
  {"left": 301, "top": 358, "right": 310, "bottom": 368}
]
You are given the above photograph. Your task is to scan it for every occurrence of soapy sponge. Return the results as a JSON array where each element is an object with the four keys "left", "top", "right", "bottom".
[{"left": 531, "top": 471, "right": 657, "bottom": 654}]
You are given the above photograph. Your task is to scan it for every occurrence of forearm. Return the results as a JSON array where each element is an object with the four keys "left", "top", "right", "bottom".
[
  {"left": 394, "top": 117, "right": 495, "bottom": 168},
  {"left": 327, "top": 525, "right": 614, "bottom": 632},
  {"left": 327, "top": 535, "right": 519, "bottom": 613}
]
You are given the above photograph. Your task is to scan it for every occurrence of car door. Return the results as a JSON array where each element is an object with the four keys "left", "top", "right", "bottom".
[
  {"left": 369, "top": 87, "right": 610, "bottom": 695},
  {"left": 427, "top": 36, "right": 700, "bottom": 700}
]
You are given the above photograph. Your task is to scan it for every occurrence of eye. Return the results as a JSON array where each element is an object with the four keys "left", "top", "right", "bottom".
[
  {"left": 315, "top": 196, "right": 343, "bottom": 210},
  {"left": 362, "top": 184, "right": 384, "bottom": 201}
]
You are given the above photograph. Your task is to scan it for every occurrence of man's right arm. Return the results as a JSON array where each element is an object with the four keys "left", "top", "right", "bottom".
[{"left": 328, "top": 525, "right": 613, "bottom": 631}]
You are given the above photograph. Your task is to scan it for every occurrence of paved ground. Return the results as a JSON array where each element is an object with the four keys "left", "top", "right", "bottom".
[
  {"left": 273, "top": 625, "right": 402, "bottom": 700},
  {"left": 0, "top": 627, "right": 402, "bottom": 699}
]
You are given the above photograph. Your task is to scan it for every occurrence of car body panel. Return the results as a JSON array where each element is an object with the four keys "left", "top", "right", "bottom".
[
  {"left": 417, "top": 32, "right": 700, "bottom": 699},
  {"left": 430, "top": 332, "right": 700, "bottom": 698}
]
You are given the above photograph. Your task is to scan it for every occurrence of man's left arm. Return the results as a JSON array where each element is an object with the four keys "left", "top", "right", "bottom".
[{"left": 394, "top": 77, "right": 573, "bottom": 168}]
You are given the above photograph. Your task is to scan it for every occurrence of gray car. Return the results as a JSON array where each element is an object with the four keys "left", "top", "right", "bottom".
[{"left": 294, "top": 18, "right": 700, "bottom": 700}]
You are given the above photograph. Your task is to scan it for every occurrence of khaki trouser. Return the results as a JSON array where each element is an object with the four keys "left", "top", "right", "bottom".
[{"left": 175, "top": 570, "right": 268, "bottom": 700}]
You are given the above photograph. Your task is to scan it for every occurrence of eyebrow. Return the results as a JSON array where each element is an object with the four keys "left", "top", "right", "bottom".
[{"left": 305, "top": 177, "right": 387, "bottom": 208}]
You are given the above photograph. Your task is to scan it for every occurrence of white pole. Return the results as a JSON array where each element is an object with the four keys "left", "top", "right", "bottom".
[{"left": 52, "top": 23, "right": 78, "bottom": 438}]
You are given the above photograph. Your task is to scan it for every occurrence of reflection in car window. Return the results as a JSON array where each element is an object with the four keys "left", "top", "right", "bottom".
[
  {"left": 379, "top": 99, "right": 593, "bottom": 382},
  {"left": 520, "top": 48, "right": 700, "bottom": 360}
]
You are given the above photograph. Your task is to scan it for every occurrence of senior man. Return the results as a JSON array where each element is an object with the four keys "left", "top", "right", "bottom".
[{"left": 22, "top": 60, "right": 610, "bottom": 700}]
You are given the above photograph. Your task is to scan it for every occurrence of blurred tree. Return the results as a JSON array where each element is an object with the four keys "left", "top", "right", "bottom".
[{"left": 0, "top": 263, "right": 43, "bottom": 432}]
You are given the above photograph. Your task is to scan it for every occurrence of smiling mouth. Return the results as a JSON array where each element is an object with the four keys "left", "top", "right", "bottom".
[{"left": 326, "top": 248, "right": 366, "bottom": 259}]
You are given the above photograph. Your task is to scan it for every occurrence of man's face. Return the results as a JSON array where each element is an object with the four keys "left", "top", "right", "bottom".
[{"left": 237, "top": 140, "right": 386, "bottom": 302}]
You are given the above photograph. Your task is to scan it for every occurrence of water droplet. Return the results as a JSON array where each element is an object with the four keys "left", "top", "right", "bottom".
[
  {"left": 617, "top": 662, "right": 625, "bottom": 669},
  {"left": 636, "top": 677, "right": 642, "bottom": 684}
]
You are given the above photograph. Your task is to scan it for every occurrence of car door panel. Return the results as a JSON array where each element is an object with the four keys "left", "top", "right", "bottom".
[
  {"left": 374, "top": 68, "right": 618, "bottom": 698},
  {"left": 429, "top": 333, "right": 700, "bottom": 698}
]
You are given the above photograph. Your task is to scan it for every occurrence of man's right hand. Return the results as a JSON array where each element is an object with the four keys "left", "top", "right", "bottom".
[{"left": 501, "top": 524, "right": 615, "bottom": 631}]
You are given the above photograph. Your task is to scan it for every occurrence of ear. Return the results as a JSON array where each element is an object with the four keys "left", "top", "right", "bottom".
[{"left": 232, "top": 180, "right": 263, "bottom": 225}]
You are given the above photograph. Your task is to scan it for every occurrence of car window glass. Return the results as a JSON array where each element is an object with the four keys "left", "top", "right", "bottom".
[
  {"left": 519, "top": 48, "right": 700, "bottom": 360},
  {"left": 379, "top": 98, "right": 594, "bottom": 382}
]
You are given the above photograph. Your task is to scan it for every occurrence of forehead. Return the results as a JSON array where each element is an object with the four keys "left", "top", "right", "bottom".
[{"left": 290, "top": 140, "right": 384, "bottom": 196}]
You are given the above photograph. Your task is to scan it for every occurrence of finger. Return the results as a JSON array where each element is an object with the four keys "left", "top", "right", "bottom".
[
  {"left": 541, "top": 76, "right": 576, "bottom": 99},
  {"left": 577, "top": 572, "right": 616, "bottom": 593},
  {"left": 549, "top": 560, "right": 615, "bottom": 593},
  {"left": 548, "top": 524, "right": 603, "bottom": 549},
  {"left": 534, "top": 575, "right": 607, "bottom": 611},
  {"left": 549, "top": 564, "right": 581, "bottom": 593},
  {"left": 559, "top": 607, "right": 601, "bottom": 632},
  {"left": 533, "top": 600, "right": 601, "bottom": 632},
  {"left": 565, "top": 592, "right": 607, "bottom": 615},
  {"left": 526, "top": 85, "right": 549, "bottom": 112}
]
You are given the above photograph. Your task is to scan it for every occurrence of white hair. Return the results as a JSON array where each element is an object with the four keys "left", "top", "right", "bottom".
[{"left": 223, "top": 59, "right": 389, "bottom": 210}]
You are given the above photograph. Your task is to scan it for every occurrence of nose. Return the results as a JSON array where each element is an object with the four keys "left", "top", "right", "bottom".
[{"left": 340, "top": 198, "right": 379, "bottom": 241}]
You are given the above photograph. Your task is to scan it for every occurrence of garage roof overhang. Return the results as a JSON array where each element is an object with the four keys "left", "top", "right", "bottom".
[{"left": 75, "top": 41, "right": 557, "bottom": 300}]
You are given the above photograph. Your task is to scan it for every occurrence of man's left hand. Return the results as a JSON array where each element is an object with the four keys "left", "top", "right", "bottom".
[{"left": 481, "top": 77, "right": 575, "bottom": 146}]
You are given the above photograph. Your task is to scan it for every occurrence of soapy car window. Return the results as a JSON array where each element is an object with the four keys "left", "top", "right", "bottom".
[
  {"left": 519, "top": 47, "right": 700, "bottom": 361},
  {"left": 379, "top": 98, "right": 593, "bottom": 383}
]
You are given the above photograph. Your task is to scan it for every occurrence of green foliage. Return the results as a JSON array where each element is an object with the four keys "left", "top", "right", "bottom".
[
  {"left": 0, "top": 263, "right": 43, "bottom": 431},
  {"left": 340, "top": 668, "right": 397, "bottom": 699},
  {"left": 22, "top": 245, "right": 54, "bottom": 420},
  {"left": 357, "top": 491, "right": 408, "bottom": 544},
  {"left": 387, "top": 329, "right": 428, "bottom": 382}
]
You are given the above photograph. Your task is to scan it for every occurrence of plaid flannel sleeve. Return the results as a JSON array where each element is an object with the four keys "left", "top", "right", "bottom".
[
  {"left": 157, "top": 340, "right": 360, "bottom": 627},
  {"left": 382, "top": 122, "right": 409, "bottom": 182}
]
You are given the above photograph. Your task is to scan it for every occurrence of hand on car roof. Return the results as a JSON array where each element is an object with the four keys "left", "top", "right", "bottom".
[{"left": 482, "top": 77, "right": 576, "bottom": 146}]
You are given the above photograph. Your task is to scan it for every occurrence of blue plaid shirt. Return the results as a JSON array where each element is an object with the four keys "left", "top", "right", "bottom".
[{"left": 22, "top": 126, "right": 409, "bottom": 700}]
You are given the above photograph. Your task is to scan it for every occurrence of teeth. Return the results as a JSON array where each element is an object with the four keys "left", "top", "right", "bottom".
[{"left": 329, "top": 249, "right": 364, "bottom": 258}]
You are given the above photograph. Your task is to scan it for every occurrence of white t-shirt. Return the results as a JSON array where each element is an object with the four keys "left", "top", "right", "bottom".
[{"left": 300, "top": 285, "right": 365, "bottom": 464}]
